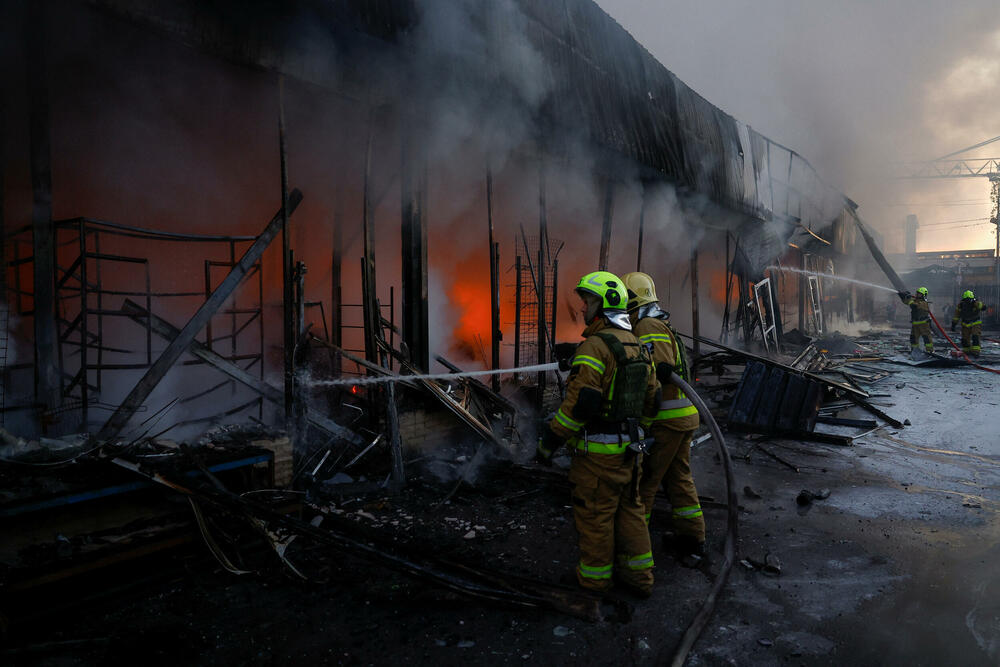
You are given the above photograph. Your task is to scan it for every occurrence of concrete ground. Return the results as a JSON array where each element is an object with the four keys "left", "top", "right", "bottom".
[
  {"left": 6, "top": 336, "right": 1000, "bottom": 666},
  {"left": 686, "top": 349, "right": 1000, "bottom": 665}
]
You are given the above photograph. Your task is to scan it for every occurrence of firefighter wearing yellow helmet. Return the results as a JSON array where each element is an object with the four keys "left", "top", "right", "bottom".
[
  {"left": 952, "top": 290, "right": 985, "bottom": 357},
  {"left": 621, "top": 271, "right": 705, "bottom": 565},
  {"left": 535, "top": 270, "right": 660, "bottom": 596},
  {"left": 898, "top": 287, "right": 934, "bottom": 353}
]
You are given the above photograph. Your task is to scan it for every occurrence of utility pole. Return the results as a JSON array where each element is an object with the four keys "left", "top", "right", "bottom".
[{"left": 992, "top": 177, "right": 999, "bottom": 320}]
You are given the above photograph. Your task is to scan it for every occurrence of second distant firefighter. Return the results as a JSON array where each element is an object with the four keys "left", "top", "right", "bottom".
[{"left": 952, "top": 290, "right": 985, "bottom": 357}]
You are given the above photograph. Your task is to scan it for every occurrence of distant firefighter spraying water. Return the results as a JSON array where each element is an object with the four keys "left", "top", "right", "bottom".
[
  {"left": 898, "top": 287, "right": 934, "bottom": 354},
  {"left": 952, "top": 290, "right": 986, "bottom": 357}
]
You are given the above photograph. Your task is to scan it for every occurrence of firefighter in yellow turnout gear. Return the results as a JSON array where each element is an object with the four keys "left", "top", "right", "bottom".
[
  {"left": 952, "top": 290, "right": 985, "bottom": 357},
  {"left": 898, "top": 287, "right": 934, "bottom": 353},
  {"left": 536, "top": 271, "right": 660, "bottom": 596},
  {"left": 621, "top": 272, "right": 705, "bottom": 563}
]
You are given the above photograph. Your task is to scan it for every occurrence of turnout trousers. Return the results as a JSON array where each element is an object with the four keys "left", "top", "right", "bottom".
[
  {"left": 638, "top": 424, "right": 705, "bottom": 543},
  {"left": 568, "top": 451, "right": 654, "bottom": 593},
  {"left": 961, "top": 321, "right": 982, "bottom": 356},
  {"left": 910, "top": 321, "right": 933, "bottom": 352}
]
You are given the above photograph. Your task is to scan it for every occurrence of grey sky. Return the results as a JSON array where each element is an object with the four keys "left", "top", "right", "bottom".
[{"left": 595, "top": 0, "right": 1000, "bottom": 251}]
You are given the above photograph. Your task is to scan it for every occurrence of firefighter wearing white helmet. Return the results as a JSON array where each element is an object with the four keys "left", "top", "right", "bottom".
[
  {"left": 621, "top": 271, "right": 706, "bottom": 565},
  {"left": 535, "top": 270, "right": 660, "bottom": 597},
  {"left": 898, "top": 286, "right": 934, "bottom": 353}
]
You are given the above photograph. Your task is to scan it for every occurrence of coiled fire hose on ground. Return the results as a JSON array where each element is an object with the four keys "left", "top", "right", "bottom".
[
  {"left": 661, "top": 372, "right": 738, "bottom": 667},
  {"left": 927, "top": 310, "right": 1000, "bottom": 376}
]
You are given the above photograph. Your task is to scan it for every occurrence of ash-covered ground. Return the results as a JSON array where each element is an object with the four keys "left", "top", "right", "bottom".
[{"left": 5, "top": 335, "right": 1000, "bottom": 666}]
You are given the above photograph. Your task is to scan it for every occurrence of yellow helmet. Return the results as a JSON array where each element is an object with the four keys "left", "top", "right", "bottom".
[
  {"left": 575, "top": 271, "right": 627, "bottom": 311},
  {"left": 621, "top": 272, "right": 658, "bottom": 311}
]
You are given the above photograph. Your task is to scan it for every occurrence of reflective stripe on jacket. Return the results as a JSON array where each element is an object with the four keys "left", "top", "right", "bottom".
[
  {"left": 953, "top": 299, "right": 985, "bottom": 325},
  {"left": 546, "top": 317, "right": 660, "bottom": 445},
  {"left": 903, "top": 296, "right": 930, "bottom": 324},
  {"left": 632, "top": 315, "right": 699, "bottom": 430}
]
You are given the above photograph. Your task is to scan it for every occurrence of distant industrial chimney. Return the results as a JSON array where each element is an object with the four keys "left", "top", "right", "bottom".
[{"left": 904, "top": 214, "right": 918, "bottom": 255}]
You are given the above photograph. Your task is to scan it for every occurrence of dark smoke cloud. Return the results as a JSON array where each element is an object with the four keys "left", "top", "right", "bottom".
[{"left": 595, "top": 0, "right": 1000, "bottom": 251}]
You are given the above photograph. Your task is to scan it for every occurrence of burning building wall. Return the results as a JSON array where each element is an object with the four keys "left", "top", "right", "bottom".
[{"left": 1, "top": 0, "right": 869, "bottom": 439}]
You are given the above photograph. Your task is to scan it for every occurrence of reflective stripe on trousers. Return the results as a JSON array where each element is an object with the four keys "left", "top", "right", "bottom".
[
  {"left": 626, "top": 551, "right": 654, "bottom": 571},
  {"left": 673, "top": 504, "right": 703, "bottom": 519},
  {"left": 578, "top": 561, "right": 612, "bottom": 580}
]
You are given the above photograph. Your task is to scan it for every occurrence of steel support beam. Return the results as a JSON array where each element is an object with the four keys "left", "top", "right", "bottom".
[
  {"left": 278, "top": 77, "right": 295, "bottom": 431},
  {"left": 361, "top": 120, "right": 379, "bottom": 366},
  {"left": 93, "top": 190, "right": 303, "bottom": 443},
  {"left": 635, "top": 184, "right": 646, "bottom": 272},
  {"left": 486, "top": 164, "right": 500, "bottom": 391},
  {"left": 400, "top": 130, "right": 428, "bottom": 371},
  {"left": 536, "top": 166, "right": 548, "bottom": 406},
  {"left": 27, "top": 2, "right": 60, "bottom": 417},
  {"left": 691, "top": 248, "right": 700, "bottom": 357},
  {"left": 598, "top": 178, "right": 614, "bottom": 271}
]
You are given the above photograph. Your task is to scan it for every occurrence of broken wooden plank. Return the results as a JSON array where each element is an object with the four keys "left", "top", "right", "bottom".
[
  {"left": 434, "top": 354, "right": 520, "bottom": 416},
  {"left": 846, "top": 394, "right": 905, "bottom": 429},
  {"left": 392, "top": 354, "right": 506, "bottom": 448},
  {"left": 94, "top": 190, "right": 303, "bottom": 443},
  {"left": 120, "top": 298, "right": 362, "bottom": 445},
  {"left": 386, "top": 382, "right": 404, "bottom": 490},
  {"left": 815, "top": 416, "right": 878, "bottom": 429},
  {"left": 316, "top": 339, "right": 505, "bottom": 448}
]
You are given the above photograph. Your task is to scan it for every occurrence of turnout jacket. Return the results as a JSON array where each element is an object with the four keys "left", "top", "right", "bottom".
[
  {"left": 631, "top": 311, "right": 699, "bottom": 432},
  {"left": 899, "top": 294, "right": 930, "bottom": 324},
  {"left": 953, "top": 299, "right": 985, "bottom": 325},
  {"left": 548, "top": 317, "right": 660, "bottom": 448}
]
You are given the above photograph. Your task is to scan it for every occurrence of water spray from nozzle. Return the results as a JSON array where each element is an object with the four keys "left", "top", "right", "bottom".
[{"left": 765, "top": 266, "right": 898, "bottom": 293}]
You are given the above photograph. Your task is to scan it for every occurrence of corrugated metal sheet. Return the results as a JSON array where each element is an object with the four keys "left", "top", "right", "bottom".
[{"left": 86, "top": 0, "right": 855, "bottom": 237}]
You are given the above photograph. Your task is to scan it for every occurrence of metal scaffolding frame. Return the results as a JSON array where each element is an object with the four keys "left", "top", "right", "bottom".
[{"left": 3, "top": 217, "right": 267, "bottom": 432}]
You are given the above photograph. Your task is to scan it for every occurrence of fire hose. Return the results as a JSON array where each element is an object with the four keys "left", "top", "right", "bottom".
[
  {"left": 927, "top": 310, "right": 1000, "bottom": 375},
  {"left": 310, "top": 355, "right": 739, "bottom": 661},
  {"left": 662, "top": 372, "right": 738, "bottom": 667}
]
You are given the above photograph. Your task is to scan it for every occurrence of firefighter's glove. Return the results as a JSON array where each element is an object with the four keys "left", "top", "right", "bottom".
[
  {"left": 535, "top": 426, "right": 564, "bottom": 466},
  {"left": 552, "top": 342, "right": 578, "bottom": 372},
  {"left": 898, "top": 290, "right": 911, "bottom": 301}
]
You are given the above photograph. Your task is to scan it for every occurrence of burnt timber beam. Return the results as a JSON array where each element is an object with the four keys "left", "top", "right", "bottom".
[
  {"left": 121, "top": 298, "right": 361, "bottom": 445},
  {"left": 27, "top": 2, "right": 60, "bottom": 418},
  {"left": 361, "top": 120, "right": 380, "bottom": 367},
  {"left": 279, "top": 77, "right": 294, "bottom": 431},
  {"left": 635, "top": 184, "right": 646, "bottom": 272},
  {"left": 486, "top": 164, "right": 500, "bottom": 392},
  {"left": 691, "top": 248, "right": 700, "bottom": 357},
  {"left": 93, "top": 190, "right": 303, "bottom": 444},
  {"left": 400, "top": 130, "right": 428, "bottom": 372},
  {"left": 536, "top": 166, "right": 548, "bottom": 407},
  {"left": 598, "top": 178, "right": 614, "bottom": 270}
]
